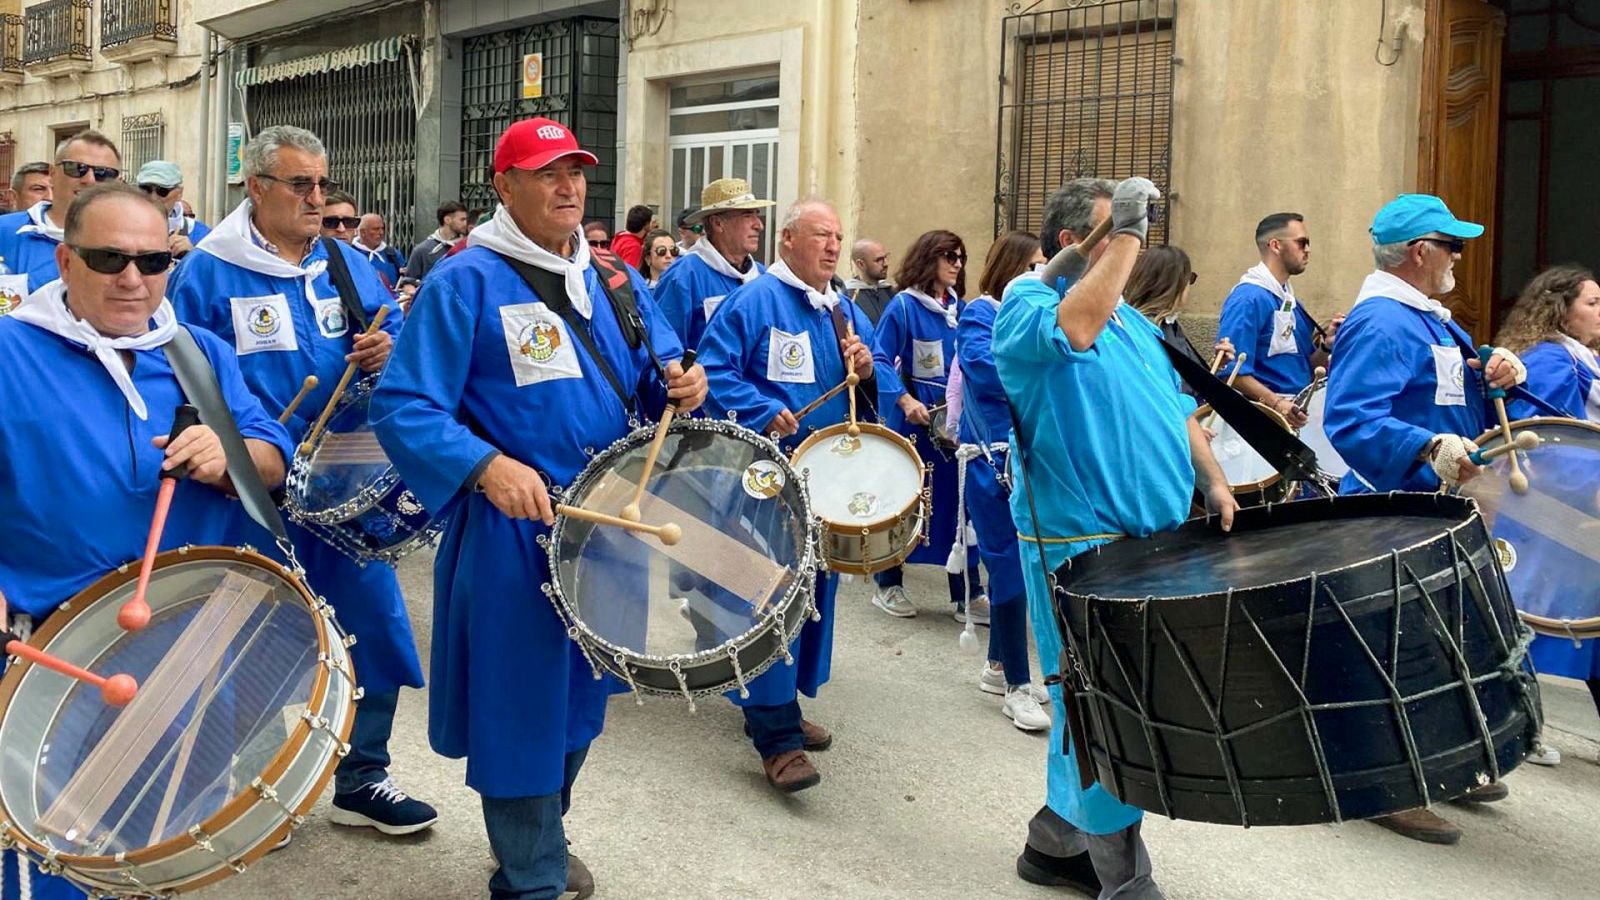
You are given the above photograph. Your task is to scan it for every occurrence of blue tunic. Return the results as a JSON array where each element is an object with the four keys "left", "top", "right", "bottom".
[
  {"left": 955, "top": 297, "right": 1024, "bottom": 607},
  {"left": 1216, "top": 282, "right": 1319, "bottom": 395},
  {"left": 369, "top": 244, "right": 682, "bottom": 798},
  {"left": 168, "top": 234, "right": 423, "bottom": 697},
  {"left": 1323, "top": 298, "right": 1490, "bottom": 494},
  {"left": 0, "top": 204, "right": 63, "bottom": 292},
  {"left": 652, "top": 250, "right": 763, "bottom": 349},
  {"left": 873, "top": 290, "right": 966, "bottom": 567},
  {"left": 1510, "top": 341, "right": 1595, "bottom": 421},
  {"left": 993, "top": 276, "right": 1196, "bottom": 835},
  {"left": 355, "top": 243, "right": 406, "bottom": 289}
]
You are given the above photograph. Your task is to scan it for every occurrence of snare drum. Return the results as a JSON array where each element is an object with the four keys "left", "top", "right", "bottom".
[
  {"left": 1194, "top": 401, "right": 1297, "bottom": 507},
  {"left": 284, "top": 377, "right": 442, "bottom": 566},
  {"left": 790, "top": 422, "right": 930, "bottom": 575},
  {"left": 0, "top": 547, "right": 355, "bottom": 897},
  {"left": 1291, "top": 376, "right": 1351, "bottom": 480},
  {"left": 546, "top": 418, "right": 819, "bottom": 701}
]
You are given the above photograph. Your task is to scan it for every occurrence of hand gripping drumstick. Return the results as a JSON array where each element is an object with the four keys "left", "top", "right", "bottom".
[
  {"left": 1472, "top": 430, "right": 1540, "bottom": 464},
  {"left": 299, "top": 305, "right": 391, "bottom": 456},
  {"left": 277, "top": 374, "right": 320, "bottom": 425},
  {"left": 119, "top": 405, "right": 201, "bottom": 632},
  {"left": 1209, "top": 349, "right": 1228, "bottom": 375},
  {"left": 556, "top": 503, "right": 682, "bottom": 546},
  {"left": 844, "top": 318, "right": 862, "bottom": 438},
  {"left": 621, "top": 350, "right": 696, "bottom": 522},
  {"left": 1477, "top": 345, "right": 1530, "bottom": 494},
  {"left": 2, "top": 588, "right": 138, "bottom": 706}
]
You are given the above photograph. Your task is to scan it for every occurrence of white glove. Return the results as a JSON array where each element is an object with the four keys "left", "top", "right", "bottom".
[
  {"left": 1489, "top": 347, "right": 1528, "bottom": 386},
  {"left": 1428, "top": 434, "right": 1480, "bottom": 486},
  {"left": 1110, "top": 177, "right": 1162, "bottom": 243}
]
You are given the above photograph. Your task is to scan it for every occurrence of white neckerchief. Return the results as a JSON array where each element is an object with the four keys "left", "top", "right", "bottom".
[
  {"left": 843, "top": 276, "right": 890, "bottom": 291},
  {"left": 1353, "top": 269, "right": 1451, "bottom": 323},
  {"left": 352, "top": 236, "right": 390, "bottom": 259},
  {"left": 9, "top": 280, "right": 179, "bottom": 420},
  {"left": 196, "top": 199, "right": 329, "bottom": 311},
  {"left": 766, "top": 259, "right": 837, "bottom": 312},
  {"left": 15, "top": 202, "right": 64, "bottom": 242},
  {"left": 1553, "top": 333, "right": 1600, "bottom": 421},
  {"left": 688, "top": 237, "right": 761, "bottom": 286},
  {"left": 167, "top": 205, "right": 188, "bottom": 236},
  {"left": 906, "top": 286, "right": 959, "bottom": 328},
  {"left": 468, "top": 205, "right": 594, "bottom": 318},
  {"left": 1237, "top": 262, "right": 1295, "bottom": 307}
]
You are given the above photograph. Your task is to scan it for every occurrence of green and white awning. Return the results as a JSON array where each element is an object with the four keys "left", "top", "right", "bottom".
[{"left": 235, "top": 36, "right": 413, "bottom": 88}]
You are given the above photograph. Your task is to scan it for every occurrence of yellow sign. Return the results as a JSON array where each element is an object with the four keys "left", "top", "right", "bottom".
[{"left": 522, "top": 53, "right": 543, "bottom": 99}]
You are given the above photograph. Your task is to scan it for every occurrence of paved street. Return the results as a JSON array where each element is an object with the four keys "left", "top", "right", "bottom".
[{"left": 225, "top": 553, "right": 1600, "bottom": 900}]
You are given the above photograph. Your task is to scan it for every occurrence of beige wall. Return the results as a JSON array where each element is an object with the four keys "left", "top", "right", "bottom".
[{"left": 1169, "top": 0, "right": 1430, "bottom": 318}]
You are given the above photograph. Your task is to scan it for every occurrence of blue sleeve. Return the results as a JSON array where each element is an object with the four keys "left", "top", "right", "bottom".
[
  {"left": 870, "top": 297, "right": 909, "bottom": 401},
  {"left": 1513, "top": 344, "right": 1585, "bottom": 419},
  {"left": 196, "top": 327, "right": 295, "bottom": 468},
  {"left": 992, "top": 278, "right": 1098, "bottom": 366},
  {"left": 651, "top": 265, "right": 696, "bottom": 348},
  {"left": 1216, "top": 286, "right": 1267, "bottom": 379},
  {"left": 369, "top": 277, "right": 500, "bottom": 515},
  {"left": 188, "top": 219, "right": 212, "bottom": 244},
  {"left": 957, "top": 307, "right": 1003, "bottom": 406},
  {"left": 1324, "top": 324, "right": 1436, "bottom": 489},
  {"left": 699, "top": 295, "right": 785, "bottom": 431}
]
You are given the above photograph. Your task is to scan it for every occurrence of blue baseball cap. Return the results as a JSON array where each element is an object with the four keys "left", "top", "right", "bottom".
[{"left": 1370, "top": 194, "right": 1484, "bottom": 245}]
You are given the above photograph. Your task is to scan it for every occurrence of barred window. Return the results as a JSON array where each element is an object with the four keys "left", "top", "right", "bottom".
[
  {"left": 121, "top": 113, "right": 164, "bottom": 183},
  {"left": 0, "top": 133, "right": 15, "bottom": 206},
  {"left": 996, "top": 0, "right": 1175, "bottom": 243}
]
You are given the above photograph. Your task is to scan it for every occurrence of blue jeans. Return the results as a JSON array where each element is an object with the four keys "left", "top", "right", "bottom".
[
  {"left": 873, "top": 566, "right": 984, "bottom": 605},
  {"left": 988, "top": 594, "right": 1032, "bottom": 686},
  {"left": 743, "top": 699, "right": 803, "bottom": 757},
  {"left": 481, "top": 747, "right": 589, "bottom": 900},
  {"left": 335, "top": 688, "right": 398, "bottom": 794}
]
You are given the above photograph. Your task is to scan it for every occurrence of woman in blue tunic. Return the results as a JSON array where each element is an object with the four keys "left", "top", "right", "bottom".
[{"left": 870, "top": 230, "right": 984, "bottom": 620}]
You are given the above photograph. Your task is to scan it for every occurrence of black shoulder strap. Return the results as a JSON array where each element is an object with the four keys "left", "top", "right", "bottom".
[
  {"left": 497, "top": 253, "right": 633, "bottom": 407},
  {"left": 588, "top": 248, "right": 649, "bottom": 353},
  {"left": 163, "top": 327, "right": 291, "bottom": 542},
  {"left": 320, "top": 237, "right": 369, "bottom": 333},
  {"left": 831, "top": 296, "right": 877, "bottom": 418}
]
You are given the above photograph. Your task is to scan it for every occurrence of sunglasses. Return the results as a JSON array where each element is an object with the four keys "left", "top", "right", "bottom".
[
  {"left": 653, "top": 246, "right": 679, "bottom": 258},
  {"left": 938, "top": 250, "right": 968, "bottom": 265},
  {"left": 70, "top": 245, "right": 173, "bottom": 276},
  {"left": 257, "top": 174, "right": 341, "bottom": 197},
  {"left": 139, "top": 183, "right": 176, "bottom": 198},
  {"left": 59, "top": 160, "right": 121, "bottom": 182},
  {"left": 323, "top": 215, "right": 361, "bottom": 230},
  {"left": 588, "top": 238, "right": 611, "bottom": 248},
  {"left": 1410, "top": 236, "right": 1466, "bottom": 254},
  {"left": 1278, "top": 236, "right": 1311, "bottom": 250}
]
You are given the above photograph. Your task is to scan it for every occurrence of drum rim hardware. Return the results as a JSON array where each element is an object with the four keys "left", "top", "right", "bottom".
[
  {"left": 1194, "top": 399, "right": 1297, "bottom": 498},
  {"left": 791, "top": 420, "right": 932, "bottom": 575}
]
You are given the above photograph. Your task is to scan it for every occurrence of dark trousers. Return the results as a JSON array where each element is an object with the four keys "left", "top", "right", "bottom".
[
  {"left": 743, "top": 699, "right": 804, "bottom": 757},
  {"left": 482, "top": 747, "right": 589, "bottom": 900},
  {"left": 873, "top": 566, "right": 984, "bottom": 605},
  {"left": 334, "top": 688, "right": 399, "bottom": 794},
  {"left": 1027, "top": 805, "right": 1163, "bottom": 899},
  {"left": 988, "top": 597, "right": 1032, "bottom": 686}
]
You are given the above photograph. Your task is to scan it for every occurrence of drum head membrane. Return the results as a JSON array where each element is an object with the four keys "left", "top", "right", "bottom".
[
  {"left": 302, "top": 392, "right": 388, "bottom": 509},
  {"left": 794, "top": 431, "right": 921, "bottom": 524}
]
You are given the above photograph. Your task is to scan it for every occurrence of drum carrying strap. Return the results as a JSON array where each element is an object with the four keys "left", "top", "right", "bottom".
[
  {"left": 320, "top": 237, "right": 371, "bottom": 333},
  {"left": 163, "top": 327, "right": 291, "bottom": 544},
  {"left": 830, "top": 297, "right": 877, "bottom": 417}
]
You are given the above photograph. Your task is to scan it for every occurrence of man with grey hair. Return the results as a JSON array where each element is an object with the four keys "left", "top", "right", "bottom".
[
  {"left": 655, "top": 177, "right": 773, "bottom": 349},
  {"left": 994, "top": 175, "right": 1238, "bottom": 897},
  {"left": 7, "top": 161, "right": 52, "bottom": 210},
  {"left": 843, "top": 237, "right": 894, "bottom": 324},
  {"left": 0, "top": 130, "right": 122, "bottom": 292},
  {"left": 169, "top": 124, "right": 437, "bottom": 838}
]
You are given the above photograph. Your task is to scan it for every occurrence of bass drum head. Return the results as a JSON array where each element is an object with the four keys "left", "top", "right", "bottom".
[
  {"left": 290, "top": 378, "right": 392, "bottom": 523},
  {"left": 1292, "top": 379, "right": 1351, "bottom": 479},
  {"left": 1463, "top": 417, "right": 1600, "bottom": 638},
  {"left": 551, "top": 419, "right": 816, "bottom": 696},
  {"left": 792, "top": 424, "right": 923, "bottom": 527},
  {"left": 0, "top": 548, "right": 351, "bottom": 895}
]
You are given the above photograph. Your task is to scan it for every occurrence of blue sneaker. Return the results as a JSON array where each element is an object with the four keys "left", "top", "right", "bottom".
[{"left": 330, "top": 777, "right": 438, "bottom": 835}]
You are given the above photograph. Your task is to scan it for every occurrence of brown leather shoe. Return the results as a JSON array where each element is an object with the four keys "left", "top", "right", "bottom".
[
  {"left": 800, "top": 718, "right": 833, "bottom": 751},
  {"left": 763, "top": 750, "right": 821, "bottom": 793},
  {"left": 564, "top": 853, "right": 595, "bottom": 899},
  {"left": 1452, "top": 781, "right": 1509, "bottom": 804},
  {"left": 1372, "top": 808, "right": 1461, "bottom": 845}
]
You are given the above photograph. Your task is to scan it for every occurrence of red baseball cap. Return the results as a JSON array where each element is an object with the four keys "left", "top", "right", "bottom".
[{"left": 493, "top": 117, "right": 599, "bottom": 174}]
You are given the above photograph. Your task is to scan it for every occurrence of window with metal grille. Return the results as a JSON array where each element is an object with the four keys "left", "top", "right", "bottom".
[
  {"left": 995, "top": 0, "right": 1175, "bottom": 243},
  {"left": 121, "top": 113, "right": 164, "bottom": 184},
  {"left": 666, "top": 72, "right": 781, "bottom": 264},
  {"left": 459, "top": 17, "right": 619, "bottom": 224},
  {"left": 0, "top": 133, "right": 15, "bottom": 209}
]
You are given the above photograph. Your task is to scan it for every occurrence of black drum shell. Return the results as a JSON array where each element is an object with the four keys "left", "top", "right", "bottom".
[{"left": 1053, "top": 493, "right": 1541, "bottom": 826}]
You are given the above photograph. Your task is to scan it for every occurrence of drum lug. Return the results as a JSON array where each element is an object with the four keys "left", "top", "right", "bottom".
[
  {"left": 353, "top": 686, "right": 366, "bottom": 701},
  {"left": 570, "top": 627, "right": 603, "bottom": 681},
  {"left": 178, "top": 544, "right": 192, "bottom": 555},
  {"left": 303, "top": 710, "right": 351, "bottom": 757},
  {"left": 668, "top": 660, "right": 697, "bottom": 712},
  {"left": 251, "top": 777, "right": 308, "bottom": 828},
  {"left": 187, "top": 825, "right": 248, "bottom": 874},
  {"left": 614, "top": 653, "right": 645, "bottom": 704},
  {"left": 726, "top": 646, "right": 750, "bottom": 699},
  {"left": 0, "top": 820, "right": 13, "bottom": 849}
]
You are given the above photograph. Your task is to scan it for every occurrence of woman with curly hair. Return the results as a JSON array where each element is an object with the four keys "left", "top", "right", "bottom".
[{"left": 1498, "top": 264, "right": 1600, "bottom": 421}]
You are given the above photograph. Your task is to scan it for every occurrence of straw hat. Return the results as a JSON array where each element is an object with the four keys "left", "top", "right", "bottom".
[{"left": 684, "top": 177, "right": 775, "bottom": 225}]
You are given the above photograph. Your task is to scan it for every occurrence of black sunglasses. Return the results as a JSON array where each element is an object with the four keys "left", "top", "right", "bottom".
[
  {"left": 139, "top": 183, "right": 175, "bottom": 198},
  {"left": 652, "top": 246, "right": 679, "bottom": 257},
  {"left": 323, "top": 215, "right": 361, "bottom": 230},
  {"left": 58, "top": 160, "right": 121, "bottom": 182},
  {"left": 70, "top": 245, "right": 173, "bottom": 276},
  {"left": 1278, "top": 236, "right": 1311, "bottom": 250},
  {"left": 938, "top": 250, "right": 968, "bottom": 265},
  {"left": 257, "top": 174, "right": 340, "bottom": 197},
  {"left": 1410, "top": 236, "right": 1466, "bottom": 254},
  {"left": 588, "top": 238, "right": 611, "bottom": 248}
]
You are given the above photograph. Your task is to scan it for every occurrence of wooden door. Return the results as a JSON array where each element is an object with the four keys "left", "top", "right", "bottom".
[{"left": 1418, "top": 0, "right": 1505, "bottom": 339}]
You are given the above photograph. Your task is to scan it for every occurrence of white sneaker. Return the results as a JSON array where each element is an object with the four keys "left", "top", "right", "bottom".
[
  {"left": 979, "top": 663, "right": 1007, "bottom": 695},
  {"left": 1527, "top": 743, "right": 1562, "bottom": 766},
  {"left": 872, "top": 585, "right": 916, "bottom": 618},
  {"left": 953, "top": 594, "right": 991, "bottom": 625},
  {"left": 1003, "top": 685, "right": 1051, "bottom": 731},
  {"left": 1026, "top": 682, "right": 1049, "bottom": 704}
]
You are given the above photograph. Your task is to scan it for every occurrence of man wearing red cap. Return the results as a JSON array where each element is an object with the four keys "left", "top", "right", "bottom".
[{"left": 371, "top": 117, "right": 705, "bottom": 899}]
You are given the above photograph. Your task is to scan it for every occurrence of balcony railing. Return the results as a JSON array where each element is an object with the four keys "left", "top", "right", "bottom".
[
  {"left": 1, "top": 14, "right": 24, "bottom": 79},
  {"left": 102, "top": 0, "right": 174, "bottom": 50},
  {"left": 23, "top": 0, "right": 92, "bottom": 68}
]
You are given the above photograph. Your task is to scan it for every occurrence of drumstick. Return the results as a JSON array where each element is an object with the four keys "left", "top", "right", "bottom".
[
  {"left": 1471, "top": 430, "right": 1540, "bottom": 463},
  {"left": 621, "top": 350, "right": 696, "bottom": 522},
  {"left": 557, "top": 503, "right": 682, "bottom": 546},
  {"left": 1, "top": 638, "right": 138, "bottom": 706},
  {"left": 845, "top": 318, "right": 861, "bottom": 438},
  {"left": 1209, "top": 349, "right": 1227, "bottom": 375},
  {"left": 1477, "top": 346, "right": 1529, "bottom": 495},
  {"left": 1202, "top": 353, "right": 1247, "bottom": 430},
  {"left": 792, "top": 378, "right": 854, "bottom": 423},
  {"left": 120, "top": 405, "right": 200, "bottom": 632},
  {"left": 299, "top": 305, "right": 390, "bottom": 457},
  {"left": 277, "top": 375, "right": 320, "bottom": 425}
]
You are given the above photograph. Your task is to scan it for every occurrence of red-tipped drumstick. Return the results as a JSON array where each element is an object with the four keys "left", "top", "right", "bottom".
[
  {"left": 119, "top": 404, "right": 201, "bottom": 632},
  {"left": 1, "top": 587, "right": 138, "bottom": 706}
]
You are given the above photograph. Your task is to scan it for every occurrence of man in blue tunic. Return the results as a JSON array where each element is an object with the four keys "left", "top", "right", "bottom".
[
  {"left": 168, "top": 125, "right": 437, "bottom": 837},
  {"left": 0, "top": 130, "right": 123, "bottom": 297},
  {"left": 1323, "top": 194, "right": 1526, "bottom": 845},
  {"left": 697, "top": 198, "right": 875, "bottom": 793},
  {"left": 0, "top": 183, "right": 292, "bottom": 900},
  {"left": 370, "top": 117, "right": 703, "bottom": 900},
  {"left": 653, "top": 177, "right": 771, "bottom": 349},
  {"left": 134, "top": 160, "right": 211, "bottom": 260},
  {"left": 994, "top": 176, "right": 1237, "bottom": 898},
  {"left": 353, "top": 213, "right": 407, "bottom": 291},
  {"left": 1217, "top": 213, "right": 1339, "bottom": 425}
]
